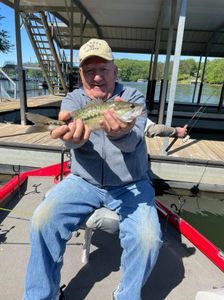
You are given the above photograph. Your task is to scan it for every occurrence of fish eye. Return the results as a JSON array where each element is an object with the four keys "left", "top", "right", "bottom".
[{"left": 130, "top": 104, "right": 135, "bottom": 108}]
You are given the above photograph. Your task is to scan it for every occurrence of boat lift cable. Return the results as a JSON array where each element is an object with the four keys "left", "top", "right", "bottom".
[
  {"left": 165, "top": 95, "right": 212, "bottom": 152},
  {"left": 190, "top": 160, "right": 209, "bottom": 195}
]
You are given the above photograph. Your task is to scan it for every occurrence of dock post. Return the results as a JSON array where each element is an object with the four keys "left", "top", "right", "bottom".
[
  {"left": 163, "top": 0, "right": 187, "bottom": 155},
  {"left": 192, "top": 56, "right": 202, "bottom": 103},
  {"left": 197, "top": 56, "right": 207, "bottom": 104},
  {"left": 218, "top": 83, "right": 224, "bottom": 112},
  {"left": 14, "top": 0, "right": 27, "bottom": 125},
  {"left": 158, "top": 0, "right": 176, "bottom": 124}
]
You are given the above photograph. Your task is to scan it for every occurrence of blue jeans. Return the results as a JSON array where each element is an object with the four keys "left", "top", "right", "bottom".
[{"left": 23, "top": 174, "right": 162, "bottom": 300}]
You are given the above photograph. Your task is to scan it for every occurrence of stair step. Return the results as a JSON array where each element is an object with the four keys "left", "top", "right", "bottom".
[
  {"left": 35, "top": 40, "right": 49, "bottom": 44},
  {"left": 38, "top": 47, "right": 51, "bottom": 50},
  {"left": 32, "top": 33, "right": 46, "bottom": 36},
  {"left": 31, "top": 25, "right": 44, "bottom": 29},
  {"left": 40, "top": 54, "right": 53, "bottom": 58},
  {"left": 22, "top": 11, "right": 67, "bottom": 95},
  {"left": 29, "top": 17, "right": 41, "bottom": 21}
]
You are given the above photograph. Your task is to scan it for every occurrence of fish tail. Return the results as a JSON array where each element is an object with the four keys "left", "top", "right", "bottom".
[{"left": 25, "top": 112, "right": 61, "bottom": 132}]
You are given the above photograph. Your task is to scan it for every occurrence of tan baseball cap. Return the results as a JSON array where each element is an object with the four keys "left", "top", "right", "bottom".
[{"left": 79, "top": 38, "right": 114, "bottom": 66}]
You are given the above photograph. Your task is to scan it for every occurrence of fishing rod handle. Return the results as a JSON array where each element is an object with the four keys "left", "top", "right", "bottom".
[{"left": 183, "top": 134, "right": 190, "bottom": 143}]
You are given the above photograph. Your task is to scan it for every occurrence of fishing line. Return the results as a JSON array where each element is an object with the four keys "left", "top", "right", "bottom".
[
  {"left": 165, "top": 95, "right": 212, "bottom": 152},
  {"left": 190, "top": 161, "right": 209, "bottom": 196},
  {"left": 184, "top": 101, "right": 210, "bottom": 138},
  {"left": 0, "top": 207, "right": 32, "bottom": 218}
]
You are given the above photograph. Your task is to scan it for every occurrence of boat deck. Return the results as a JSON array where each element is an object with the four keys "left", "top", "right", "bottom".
[{"left": 0, "top": 176, "right": 223, "bottom": 300}]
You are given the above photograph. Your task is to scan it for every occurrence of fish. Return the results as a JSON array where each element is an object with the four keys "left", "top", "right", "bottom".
[{"left": 26, "top": 100, "right": 144, "bottom": 132}]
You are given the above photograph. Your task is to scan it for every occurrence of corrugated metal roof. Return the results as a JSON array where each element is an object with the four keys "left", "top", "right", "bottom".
[{"left": 3, "top": 0, "right": 224, "bottom": 57}]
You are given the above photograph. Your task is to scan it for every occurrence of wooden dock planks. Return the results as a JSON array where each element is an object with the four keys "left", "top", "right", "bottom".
[
  {"left": 1, "top": 95, "right": 223, "bottom": 163},
  {"left": 0, "top": 95, "right": 63, "bottom": 112},
  {"left": 0, "top": 123, "right": 223, "bottom": 163},
  {"left": 0, "top": 123, "right": 63, "bottom": 148},
  {"left": 145, "top": 136, "right": 224, "bottom": 162}
]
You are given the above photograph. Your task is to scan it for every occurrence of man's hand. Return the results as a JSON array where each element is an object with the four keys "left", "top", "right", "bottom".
[
  {"left": 99, "top": 96, "right": 136, "bottom": 136},
  {"left": 175, "top": 126, "right": 187, "bottom": 138},
  {"left": 99, "top": 109, "right": 135, "bottom": 136},
  {"left": 50, "top": 111, "right": 91, "bottom": 144}
]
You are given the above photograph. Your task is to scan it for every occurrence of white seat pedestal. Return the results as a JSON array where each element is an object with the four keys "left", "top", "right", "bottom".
[
  {"left": 79, "top": 207, "right": 119, "bottom": 264},
  {"left": 195, "top": 288, "right": 224, "bottom": 300}
]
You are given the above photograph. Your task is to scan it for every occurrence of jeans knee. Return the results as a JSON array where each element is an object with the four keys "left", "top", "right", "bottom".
[
  {"left": 138, "top": 221, "right": 162, "bottom": 256},
  {"left": 32, "top": 199, "right": 56, "bottom": 231},
  {"left": 136, "top": 209, "right": 162, "bottom": 257}
]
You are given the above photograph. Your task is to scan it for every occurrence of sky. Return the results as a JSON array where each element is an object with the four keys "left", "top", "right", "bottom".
[{"left": 0, "top": 2, "right": 201, "bottom": 68}]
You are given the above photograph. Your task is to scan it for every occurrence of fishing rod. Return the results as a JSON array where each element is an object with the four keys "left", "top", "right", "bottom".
[
  {"left": 183, "top": 104, "right": 208, "bottom": 138},
  {"left": 165, "top": 96, "right": 212, "bottom": 152}
]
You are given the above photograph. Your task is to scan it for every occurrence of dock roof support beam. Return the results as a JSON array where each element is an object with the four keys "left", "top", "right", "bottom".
[
  {"left": 192, "top": 55, "right": 202, "bottom": 103},
  {"left": 197, "top": 56, "right": 207, "bottom": 104},
  {"left": 70, "top": 1, "right": 74, "bottom": 72},
  {"left": 14, "top": 0, "right": 27, "bottom": 125},
  {"left": 73, "top": 0, "right": 102, "bottom": 38},
  {"left": 146, "top": 0, "right": 164, "bottom": 111},
  {"left": 158, "top": 0, "right": 177, "bottom": 124},
  {"left": 163, "top": 0, "right": 187, "bottom": 154}
]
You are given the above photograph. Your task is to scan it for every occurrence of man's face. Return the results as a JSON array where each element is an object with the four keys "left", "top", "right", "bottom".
[{"left": 79, "top": 56, "right": 117, "bottom": 100}]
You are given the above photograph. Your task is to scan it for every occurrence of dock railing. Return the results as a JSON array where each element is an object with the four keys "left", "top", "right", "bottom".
[{"left": 0, "top": 68, "right": 17, "bottom": 99}]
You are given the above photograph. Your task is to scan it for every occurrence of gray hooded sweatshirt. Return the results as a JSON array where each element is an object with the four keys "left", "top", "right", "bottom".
[{"left": 61, "top": 82, "right": 149, "bottom": 188}]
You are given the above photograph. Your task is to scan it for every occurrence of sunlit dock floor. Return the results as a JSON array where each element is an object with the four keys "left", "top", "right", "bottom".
[
  {"left": 0, "top": 95, "right": 63, "bottom": 112},
  {"left": 0, "top": 122, "right": 223, "bottom": 187}
]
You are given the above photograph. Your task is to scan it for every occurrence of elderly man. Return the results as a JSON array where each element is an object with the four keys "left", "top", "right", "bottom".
[{"left": 23, "top": 38, "right": 175, "bottom": 300}]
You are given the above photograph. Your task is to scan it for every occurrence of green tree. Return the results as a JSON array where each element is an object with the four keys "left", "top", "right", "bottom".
[
  {"left": 115, "top": 59, "right": 149, "bottom": 82},
  {"left": 205, "top": 59, "right": 224, "bottom": 84},
  {"left": 178, "top": 59, "right": 197, "bottom": 81},
  {"left": 114, "top": 57, "right": 209, "bottom": 84},
  {"left": 0, "top": 13, "right": 13, "bottom": 53}
]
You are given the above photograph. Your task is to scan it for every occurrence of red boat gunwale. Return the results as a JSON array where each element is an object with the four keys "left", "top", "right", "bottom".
[
  {"left": 0, "top": 162, "right": 69, "bottom": 203},
  {"left": 0, "top": 162, "right": 223, "bottom": 272}
]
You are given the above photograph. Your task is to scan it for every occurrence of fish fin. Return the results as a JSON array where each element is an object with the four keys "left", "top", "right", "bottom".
[{"left": 90, "top": 98, "right": 105, "bottom": 104}]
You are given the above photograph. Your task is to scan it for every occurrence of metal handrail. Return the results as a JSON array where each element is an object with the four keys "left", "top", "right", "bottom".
[{"left": 0, "top": 68, "right": 17, "bottom": 99}]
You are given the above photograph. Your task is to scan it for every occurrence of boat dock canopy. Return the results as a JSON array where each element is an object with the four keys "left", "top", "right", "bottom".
[{"left": 3, "top": 0, "right": 224, "bottom": 57}]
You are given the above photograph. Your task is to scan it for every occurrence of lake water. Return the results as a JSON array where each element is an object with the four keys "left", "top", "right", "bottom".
[
  {"left": 0, "top": 79, "right": 49, "bottom": 99},
  {"left": 0, "top": 79, "right": 222, "bottom": 106},
  {"left": 156, "top": 186, "right": 224, "bottom": 251},
  {"left": 124, "top": 81, "right": 222, "bottom": 105},
  {"left": 0, "top": 174, "right": 13, "bottom": 188}
]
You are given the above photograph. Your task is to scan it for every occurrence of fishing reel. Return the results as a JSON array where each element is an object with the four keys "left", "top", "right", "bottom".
[{"left": 182, "top": 134, "right": 190, "bottom": 143}]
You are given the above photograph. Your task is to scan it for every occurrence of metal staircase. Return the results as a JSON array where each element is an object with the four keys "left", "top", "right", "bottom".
[{"left": 21, "top": 12, "right": 68, "bottom": 95}]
